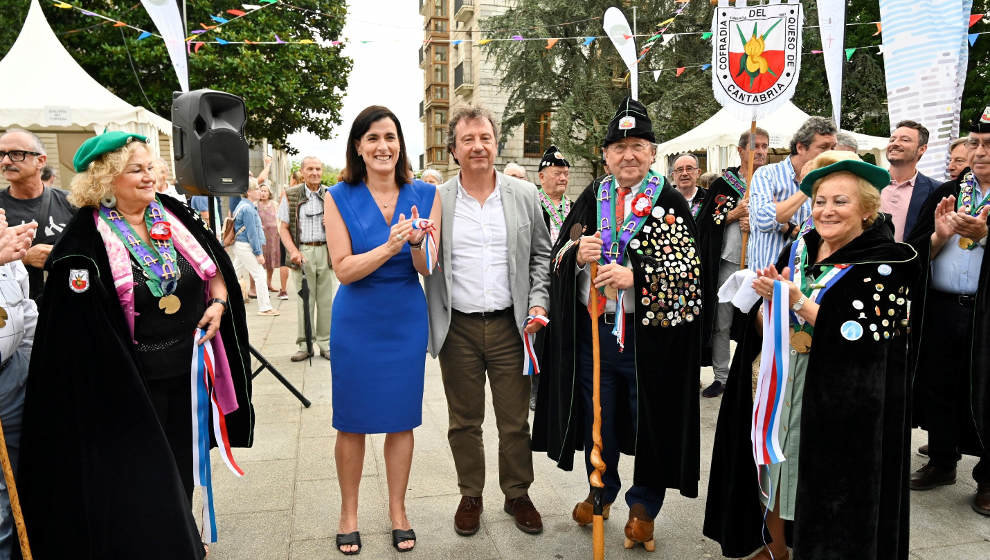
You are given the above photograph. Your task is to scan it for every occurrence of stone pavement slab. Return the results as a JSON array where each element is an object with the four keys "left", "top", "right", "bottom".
[{"left": 198, "top": 286, "right": 990, "bottom": 559}]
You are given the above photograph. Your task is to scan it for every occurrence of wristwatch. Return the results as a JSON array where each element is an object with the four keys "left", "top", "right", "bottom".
[
  {"left": 792, "top": 295, "right": 807, "bottom": 312},
  {"left": 209, "top": 297, "right": 229, "bottom": 314}
]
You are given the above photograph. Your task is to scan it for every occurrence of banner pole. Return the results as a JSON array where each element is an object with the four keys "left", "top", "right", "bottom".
[{"left": 739, "top": 119, "right": 756, "bottom": 269}]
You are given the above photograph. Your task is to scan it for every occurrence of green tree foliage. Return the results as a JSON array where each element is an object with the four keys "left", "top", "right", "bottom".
[
  {"left": 483, "top": 0, "right": 988, "bottom": 173},
  {"left": 0, "top": 1, "right": 351, "bottom": 153}
]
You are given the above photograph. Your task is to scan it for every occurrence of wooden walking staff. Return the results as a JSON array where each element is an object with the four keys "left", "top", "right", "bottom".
[
  {"left": 0, "top": 416, "right": 31, "bottom": 559},
  {"left": 588, "top": 261, "right": 606, "bottom": 560},
  {"left": 739, "top": 119, "right": 757, "bottom": 270}
]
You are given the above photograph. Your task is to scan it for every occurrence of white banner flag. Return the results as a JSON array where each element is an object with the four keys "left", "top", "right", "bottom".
[
  {"left": 816, "top": 0, "right": 845, "bottom": 128},
  {"left": 880, "top": 0, "right": 972, "bottom": 179},
  {"left": 603, "top": 7, "right": 639, "bottom": 100},
  {"left": 141, "top": 0, "right": 189, "bottom": 92}
]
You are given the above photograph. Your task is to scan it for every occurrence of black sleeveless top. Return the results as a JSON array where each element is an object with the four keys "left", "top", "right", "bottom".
[{"left": 131, "top": 251, "right": 207, "bottom": 380}]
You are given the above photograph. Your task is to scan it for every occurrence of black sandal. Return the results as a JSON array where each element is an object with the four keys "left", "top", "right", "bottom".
[
  {"left": 335, "top": 531, "right": 361, "bottom": 555},
  {"left": 391, "top": 528, "right": 416, "bottom": 552}
]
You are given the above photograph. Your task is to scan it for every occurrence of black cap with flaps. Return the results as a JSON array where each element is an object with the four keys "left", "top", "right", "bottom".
[
  {"left": 970, "top": 105, "right": 990, "bottom": 133},
  {"left": 603, "top": 96, "right": 655, "bottom": 147},
  {"left": 539, "top": 145, "right": 570, "bottom": 169}
]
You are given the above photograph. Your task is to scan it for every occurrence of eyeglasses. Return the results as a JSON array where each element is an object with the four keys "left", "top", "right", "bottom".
[
  {"left": 673, "top": 166, "right": 698, "bottom": 174},
  {"left": 607, "top": 142, "right": 652, "bottom": 155},
  {"left": 965, "top": 138, "right": 990, "bottom": 151},
  {"left": 0, "top": 150, "right": 41, "bottom": 162}
]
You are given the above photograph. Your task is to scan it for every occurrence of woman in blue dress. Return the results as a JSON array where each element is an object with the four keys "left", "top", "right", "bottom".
[{"left": 323, "top": 105, "right": 441, "bottom": 555}]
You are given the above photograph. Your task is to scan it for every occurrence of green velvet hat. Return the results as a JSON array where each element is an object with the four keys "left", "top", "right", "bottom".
[
  {"left": 73, "top": 131, "right": 148, "bottom": 172},
  {"left": 799, "top": 158, "right": 890, "bottom": 197}
]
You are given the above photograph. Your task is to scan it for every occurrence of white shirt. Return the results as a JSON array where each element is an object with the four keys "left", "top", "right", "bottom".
[
  {"left": 577, "top": 179, "right": 642, "bottom": 313},
  {"left": 0, "top": 261, "right": 36, "bottom": 362},
  {"left": 450, "top": 175, "right": 513, "bottom": 313}
]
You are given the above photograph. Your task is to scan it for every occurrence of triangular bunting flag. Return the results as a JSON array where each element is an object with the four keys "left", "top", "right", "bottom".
[
  {"left": 844, "top": 47, "right": 856, "bottom": 60},
  {"left": 211, "top": 15, "right": 229, "bottom": 24},
  {"left": 970, "top": 14, "right": 984, "bottom": 27},
  {"left": 227, "top": 9, "right": 247, "bottom": 17},
  {"left": 622, "top": 34, "right": 632, "bottom": 40},
  {"left": 479, "top": 38, "right": 492, "bottom": 45},
  {"left": 873, "top": 22, "right": 882, "bottom": 36},
  {"left": 701, "top": 32, "right": 712, "bottom": 40},
  {"left": 113, "top": 21, "right": 127, "bottom": 27},
  {"left": 653, "top": 70, "right": 662, "bottom": 81},
  {"left": 658, "top": 17, "right": 675, "bottom": 26},
  {"left": 191, "top": 30, "right": 206, "bottom": 34},
  {"left": 138, "top": 31, "right": 152, "bottom": 40},
  {"left": 54, "top": 2, "right": 71, "bottom": 8},
  {"left": 274, "top": 34, "right": 286, "bottom": 44},
  {"left": 969, "top": 33, "right": 979, "bottom": 46},
  {"left": 662, "top": 34, "right": 674, "bottom": 45},
  {"left": 260, "top": 0, "right": 277, "bottom": 3},
  {"left": 511, "top": 35, "right": 523, "bottom": 40},
  {"left": 194, "top": 42, "right": 204, "bottom": 53},
  {"left": 546, "top": 38, "right": 559, "bottom": 49},
  {"left": 583, "top": 36, "right": 595, "bottom": 46},
  {"left": 201, "top": 23, "right": 217, "bottom": 30},
  {"left": 451, "top": 40, "right": 462, "bottom": 46},
  {"left": 675, "top": 67, "right": 685, "bottom": 77},
  {"left": 299, "top": 39, "right": 314, "bottom": 44},
  {"left": 215, "top": 38, "right": 229, "bottom": 45},
  {"left": 243, "top": 4, "right": 261, "bottom": 10},
  {"left": 812, "top": 49, "right": 823, "bottom": 54},
  {"left": 701, "top": 63, "right": 711, "bottom": 71}
]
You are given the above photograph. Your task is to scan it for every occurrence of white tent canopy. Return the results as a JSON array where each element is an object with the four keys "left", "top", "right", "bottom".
[
  {"left": 0, "top": 0, "right": 170, "bottom": 140},
  {"left": 652, "top": 102, "right": 889, "bottom": 175}
]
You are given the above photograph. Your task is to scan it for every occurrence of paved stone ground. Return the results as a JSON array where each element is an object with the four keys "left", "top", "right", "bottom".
[{"left": 200, "top": 285, "right": 990, "bottom": 559}]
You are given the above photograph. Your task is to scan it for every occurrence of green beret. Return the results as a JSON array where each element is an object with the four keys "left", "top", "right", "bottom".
[
  {"left": 73, "top": 131, "right": 148, "bottom": 172},
  {"left": 799, "top": 159, "right": 890, "bottom": 197}
]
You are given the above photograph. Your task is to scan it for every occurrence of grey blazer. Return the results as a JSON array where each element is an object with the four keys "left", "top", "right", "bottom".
[{"left": 424, "top": 171, "right": 552, "bottom": 357}]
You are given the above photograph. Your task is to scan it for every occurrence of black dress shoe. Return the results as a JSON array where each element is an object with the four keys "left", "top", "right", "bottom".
[
  {"left": 974, "top": 483, "right": 990, "bottom": 516},
  {"left": 918, "top": 444, "right": 929, "bottom": 456},
  {"left": 910, "top": 462, "right": 956, "bottom": 490},
  {"left": 702, "top": 381, "right": 724, "bottom": 398}
]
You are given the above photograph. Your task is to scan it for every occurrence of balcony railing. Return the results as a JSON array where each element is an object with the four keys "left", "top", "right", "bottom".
[
  {"left": 454, "top": 0, "right": 474, "bottom": 22},
  {"left": 454, "top": 61, "right": 473, "bottom": 94}
]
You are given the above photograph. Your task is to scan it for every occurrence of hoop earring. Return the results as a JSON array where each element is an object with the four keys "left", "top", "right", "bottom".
[{"left": 101, "top": 194, "right": 117, "bottom": 208}]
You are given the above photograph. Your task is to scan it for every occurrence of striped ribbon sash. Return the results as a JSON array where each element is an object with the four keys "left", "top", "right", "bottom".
[
  {"left": 191, "top": 329, "right": 245, "bottom": 543},
  {"left": 411, "top": 218, "right": 439, "bottom": 272},
  {"left": 752, "top": 281, "right": 790, "bottom": 467},
  {"left": 522, "top": 315, "right": 550, "bottom": 375}
]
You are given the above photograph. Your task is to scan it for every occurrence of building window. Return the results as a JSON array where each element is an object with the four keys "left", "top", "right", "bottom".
[
  {"left": 523, "top": 108, "right": 552, "bottom": 157},
  {"left": 435, "top": 45, "right": 447, "bottom": 62},
  {"left": 434, "top": 0, "right": 445, "bottom": 17},
  {"left": 432, "top": 147, "right": 447, "bottom": 162},
  {"left": 434, "top": 127, "right": 445, "bottom": 145},
  {"left": 433, "top": 19, "right": 447, "bottom": 33},
  {"left": 433, "top": 63, "right": 447, "bottom": 83},
  {"left": 433, "top": 111, "right": 447, "bottom": 126}
]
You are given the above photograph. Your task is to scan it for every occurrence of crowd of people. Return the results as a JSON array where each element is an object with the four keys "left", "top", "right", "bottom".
[{"left": 0, "top": 94, "right": 986, "bottom": 559}]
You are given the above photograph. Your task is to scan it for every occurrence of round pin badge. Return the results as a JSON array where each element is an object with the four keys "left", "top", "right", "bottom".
[
  {"left": 852, "top": 300, "right": 864, "bottom": 310},
  {"left": 840, "top": 320, "right": 863, "bottom": 341},
  {"left": 877, "top": 264, "right": 892, "bottom": 276}
]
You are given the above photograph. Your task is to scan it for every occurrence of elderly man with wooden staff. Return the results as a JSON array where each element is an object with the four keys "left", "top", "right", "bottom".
[
  {"left": 534, "top": 96, "right": 703, "bottom": 552},
  {"left": 0, "top": 210, "right": 38, "bottom": 560}
]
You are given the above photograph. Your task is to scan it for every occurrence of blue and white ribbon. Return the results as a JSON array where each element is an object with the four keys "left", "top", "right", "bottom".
[
  {"left": 190, "top": 329, "right": 244, "bottom": 543},
  {"left": 411, "top": 218, "right": 438, "bottom": 272},
  {"left": 522, "top": 315, "right": 549, "bottom": 375}
]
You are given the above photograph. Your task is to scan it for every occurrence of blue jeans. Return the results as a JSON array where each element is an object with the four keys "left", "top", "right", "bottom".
[
  {"left": 0, "top": 350, "right": 29, "bottom": 560},
  {"left": 576, "top": 312, "right": 665, "bottom": 518}
]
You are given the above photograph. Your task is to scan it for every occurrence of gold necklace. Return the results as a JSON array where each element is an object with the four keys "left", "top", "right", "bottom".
[{"left": 370, "top": 188, "right": 398, "bottom": 209}]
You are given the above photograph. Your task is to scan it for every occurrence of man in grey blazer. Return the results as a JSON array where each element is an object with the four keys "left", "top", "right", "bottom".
[{"left": 424, "top": 106, "right": 552, "bottom": 537}]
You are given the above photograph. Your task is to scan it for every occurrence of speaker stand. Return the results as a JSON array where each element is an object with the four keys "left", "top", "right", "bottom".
[{"left": 209, "top": 196, "right": 311, "bottom": 408}]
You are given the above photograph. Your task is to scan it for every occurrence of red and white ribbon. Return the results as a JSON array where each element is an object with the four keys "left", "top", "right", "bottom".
[
  {"left": 752, "top": 281, "right": 790, "bottom": 468},
  {"left": 522, "top": 314, "right": 549, "bottom": 375},
  {"left": 411, "top": 218, "right": 438, "bottom": 272}
]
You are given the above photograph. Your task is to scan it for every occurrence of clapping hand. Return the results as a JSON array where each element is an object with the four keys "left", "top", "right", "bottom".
[
  {"left": 386, "top": 213, "right": 413, "bottom": 255},
  {"left": 407, "top": 205, "right": 430, "bottom": 245},
  {"left": 0, "top": 210, "right": 37, "bottom": 266},
  {"left": 752, "top": 265, "right": 799, "bottom": 302},
  {"left": 932, "top": 196, "right": 956, "bottom": 244},
  {"left": 952, "top": 205, "right": 990, "bottom": 241}
]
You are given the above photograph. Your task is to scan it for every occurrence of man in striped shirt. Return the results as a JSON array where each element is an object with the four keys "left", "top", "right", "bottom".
[{"left": 747, "top": 117, "right": 837, "bottom": 270}]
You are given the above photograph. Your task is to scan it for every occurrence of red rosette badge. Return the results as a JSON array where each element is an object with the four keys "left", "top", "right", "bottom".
[
  {"left": 631, "top": 193, "right": 652, "bottom": 217},
  {"left": 150, "top": 221, "right": 172, "bottom": 241}
]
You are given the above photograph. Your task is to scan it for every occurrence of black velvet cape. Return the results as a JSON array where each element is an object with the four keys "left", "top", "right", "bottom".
[
  {"left": 703, "top": 217, "right": 919, "bottom": 560},
  {"left": 906, "top": 173, "right": 989, "bottom": 453},
  {"left": 16, "top": 195, "right": 254, "bottom": 559},
  {"left": 696, "top": 167, "right": 747, "bottom": 364},
  {"left": 533, "top": 174, "right": 702, "bottom": 497}
]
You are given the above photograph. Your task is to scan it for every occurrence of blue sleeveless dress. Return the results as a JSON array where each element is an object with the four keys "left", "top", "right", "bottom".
[{"left": 328, "top": 179, "right": 436, "bottom": 433}]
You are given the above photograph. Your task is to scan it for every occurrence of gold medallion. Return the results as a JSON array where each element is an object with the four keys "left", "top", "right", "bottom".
[
  {"left": 789, "top": 328, "right": 812, "bottom": 354},
  {"left": 159, "top": 294, "right": 181, "bottom": 315},
  {"left": 959, "top": 237, "right": 975, "bottom": 250},
  {"left": 0, "top": 306, "right": 7, "bottom": 328},
  {"left": 604, "top": 286, "right": 619, "bottom": 301}
]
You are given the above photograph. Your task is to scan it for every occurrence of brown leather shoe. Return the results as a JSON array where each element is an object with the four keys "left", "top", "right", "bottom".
[
  {"left": 454, "top": 495, "right": 482, "bottom": 536},
  {"left": 909, "top": 462, "right": 956, "bottom": 490},
  {"left": 504, "top": 495, "right": 543, "bottom": 534},
  {"left": 290, "top": 350, "right": 312, "bottom": 362},
  {"left": 974, "top": 483, "right": 990, "bottom": 516},
  {"left": 623, "top": 503, "right": 655, "bottom": 551},
  {"left": 572, "top": 494, "right": 611, "bottom": 526}
]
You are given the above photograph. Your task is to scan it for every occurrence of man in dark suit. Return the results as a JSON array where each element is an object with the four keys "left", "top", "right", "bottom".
[{"left": 881, "top": 120, "right": 941, "bottom": 241}]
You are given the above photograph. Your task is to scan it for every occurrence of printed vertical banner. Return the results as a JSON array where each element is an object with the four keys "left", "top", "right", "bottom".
[
  {"left": 816, "top": 0, "right": 846, "bottom": 128},
  {"left": 141, "top": 0, "right": 189, "bottom": 92},
  {"left": 880, "top": 0, "right": 973, "bottom": 179},
  {"left": 711, "top": 0, "right": 804, "bottom": 121}
]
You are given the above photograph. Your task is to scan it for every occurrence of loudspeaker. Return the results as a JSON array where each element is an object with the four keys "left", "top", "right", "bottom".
[{"left": 171, "top": 89, "right": 249, "bottom": 196}]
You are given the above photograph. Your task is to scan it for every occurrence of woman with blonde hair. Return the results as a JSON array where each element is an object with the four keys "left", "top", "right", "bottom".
[
  {"left": 705, "top": 151, "right": 920, "bottom": 560},
  {"left": 16, "top": 132, "right": 253, "bottom": 559}
]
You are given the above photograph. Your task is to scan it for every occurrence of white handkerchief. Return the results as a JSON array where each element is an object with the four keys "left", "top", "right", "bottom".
[{"left": 717, "top": 269, "right": 761, "bottom": 313}]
